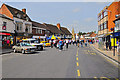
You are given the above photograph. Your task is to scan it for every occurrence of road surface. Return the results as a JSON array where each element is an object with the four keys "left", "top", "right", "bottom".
[{"left": 2, "top": 45, "right": 120, "bottom": 79}]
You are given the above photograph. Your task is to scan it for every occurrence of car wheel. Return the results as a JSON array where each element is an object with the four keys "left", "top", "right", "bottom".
[
  {"left": 22, "top": 49, "right": 25, "bottom": 54},
  {"left": 13, "top": 49, "right": 16, "bottom": 53}
]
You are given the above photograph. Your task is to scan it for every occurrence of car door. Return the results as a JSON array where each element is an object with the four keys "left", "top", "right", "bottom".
[{"left": 16, "top": 43, "right": 21, "bottom": 51}]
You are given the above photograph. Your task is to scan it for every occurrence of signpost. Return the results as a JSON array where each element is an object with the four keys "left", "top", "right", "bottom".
[{"left": 111, "top": 28, "right": 115, "bottom": 56}]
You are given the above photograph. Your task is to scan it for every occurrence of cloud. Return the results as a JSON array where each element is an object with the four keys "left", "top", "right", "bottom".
[
  {"left": 72, "top": 8, "right": 80, "bottom": 13},
  {"left": 84, "top": 17, "right": 95, "bottom": 22}
]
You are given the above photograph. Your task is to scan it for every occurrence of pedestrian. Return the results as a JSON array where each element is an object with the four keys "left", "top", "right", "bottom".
[
  {"left": 50, "top": 39, "right": 53, "bottom": 48},
  {"left": 66, "top": 39, "right": 69, "bottom": 49},
  {"left": 77, "top": 39, "right": 79, "bottom": 47},
  {"left": 81, "top": 42, "right": 83, "bottom": 47},
  {"left": 59, "top": 39, "right": 63, "bottom": 51},
  {"left": 7, "top": 39, "right": 10, "bottom": 46},
  {"left": 109, "top": 41, "right": 112, "bottom": 51},
  {"left": 105, "top": 41, "right": 108, "bottom": 50},
  {"left": 85, "top": 41, "right": 87, "bottom": 47}
]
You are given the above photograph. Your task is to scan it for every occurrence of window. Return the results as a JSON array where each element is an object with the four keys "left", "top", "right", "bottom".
[
  {"left": 25, "top": 25, "right": 30, "bottom": 33},
  {"left": 104, "top": 11, "right": 108, "bottom": 17},
  {"left": 101, "top": 24, "right": 104, "bottom": 30},
  {"left": 98, "top": 25, "right": 101, "bottom": 31},
  {"left": 16, "top": 24, "right": 22, "bottom": 31},
  {"left": 2, "top": 22, "right": 7, "bottom": 30},
  {"left": 3, "top": 22, "right": 6, "bottom": 26},
  {"left": 26, "top": 17, "right": 29, "bottom": 21},
  {"left": 17, "top": 14, "right": 21, "bottom": 18},
  {"left": 104, "top": 21, "right": 108, "bottom": 29}
]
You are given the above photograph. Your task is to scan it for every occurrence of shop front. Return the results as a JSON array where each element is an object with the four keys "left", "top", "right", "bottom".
[
  {"left": 32, "top": 36, "right": 46, "bottom": 42},
  {"left": 0, "top": 32, "right": 14, "bottom": 48},
  {"left": 15, "top": 32, "right": 33, "bottom": 43}
]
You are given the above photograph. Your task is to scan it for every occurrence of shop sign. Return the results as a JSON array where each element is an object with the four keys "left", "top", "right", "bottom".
[
  {"left": 0, "top": 32, "right": 10, "bottom": 35},
  {"left": 2, "top": 26, "right": 6, "bottom": 30}
]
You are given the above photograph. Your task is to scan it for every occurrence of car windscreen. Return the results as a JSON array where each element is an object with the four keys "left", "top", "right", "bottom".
[
  {"left": 30, "top": 40, "right": 38, "bottom": 43},
  {"left": 21, "top": 43, "right": 31, "bottom": 46}
]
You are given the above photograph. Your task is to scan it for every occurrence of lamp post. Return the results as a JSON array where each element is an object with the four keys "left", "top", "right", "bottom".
[{"left": 111, "top": 28, "right": 115, "bottom": 56}]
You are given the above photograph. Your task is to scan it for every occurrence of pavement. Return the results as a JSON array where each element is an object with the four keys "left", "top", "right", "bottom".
[
  {"left": 1, "top": 44, "right": 120, "bottom": 79},
  {"left": 90, "top": 43, "right": 120, "bottom": 63},
  {"left": 0, "top": 48, "right": 13, "bottom": 55}
]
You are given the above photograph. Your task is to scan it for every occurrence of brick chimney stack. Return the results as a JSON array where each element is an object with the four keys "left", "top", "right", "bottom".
[
  {"left": 57, "top": 23, "right": 61, "bottom": 30},
  {"left": 22, "top": 8, "right": 26, "bottom": 14}
]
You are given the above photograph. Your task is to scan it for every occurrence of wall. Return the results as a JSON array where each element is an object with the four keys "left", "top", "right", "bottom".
[
  {"left": 0, "top": 17, "right": 15, "bottom": 33},
  {"left": 108, "top": 2, "right": 120, "bottom": 32}
]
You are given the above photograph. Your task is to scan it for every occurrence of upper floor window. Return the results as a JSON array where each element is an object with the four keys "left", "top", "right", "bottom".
[
  {"left": 26, "top": 17, "right": 29, "bottom": 21},
  {"left": 104, "top": 11, "right": 108, "bottom": 17},
  {"left": 2, "top": 22, "right": 7, "bottom": 30},
  {"left": 104, "top": 21, "right": 108, "bottom": 29},
  {"left": 25, "top": 25, "right": 30, "bottom": 33},
  {"left": 17, "top": 14, "right": 21, "bottom": 18},
  {"left": 98, "top": 25, "right": 101, "bottom": 31},
  {"left": 16, "top": 23, "right": 22, "bottom": 31}
]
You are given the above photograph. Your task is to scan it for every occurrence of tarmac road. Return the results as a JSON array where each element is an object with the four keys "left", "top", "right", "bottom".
[{"left": 2, "top": 44, "right": 120, "bottom": 79}]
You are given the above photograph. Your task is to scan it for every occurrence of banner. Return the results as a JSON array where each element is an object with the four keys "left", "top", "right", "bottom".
[{"left": 111, "top": 38, "right": 117, "bottom": 47}]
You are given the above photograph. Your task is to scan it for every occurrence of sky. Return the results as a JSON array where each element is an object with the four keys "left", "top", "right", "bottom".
[{"left": 0, "top": 2, "right": 112, "bottom": 33}]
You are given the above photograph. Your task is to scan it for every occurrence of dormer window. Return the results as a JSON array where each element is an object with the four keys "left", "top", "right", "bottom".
[
  {"left": 26, "top": 17, "right": 29, "bottom": 21},
  {"left": 17, "top": 14, "right": 21, "bottom": 18}
]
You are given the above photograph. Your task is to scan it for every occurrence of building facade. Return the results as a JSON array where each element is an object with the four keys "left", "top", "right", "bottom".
[
  {"left": 0, "top": 14, "right": 15, "bottom": 48},
  {"left": 97, "top": 1, "right": 120, "bottom": 50},
  {"left": 0, "top": 4, "right": 33, "bottom": 43}
]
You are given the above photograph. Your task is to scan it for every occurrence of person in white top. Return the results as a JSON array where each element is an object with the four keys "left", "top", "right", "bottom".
[{"left": 66, "top": 39, "right": 69, "bottom": 49}]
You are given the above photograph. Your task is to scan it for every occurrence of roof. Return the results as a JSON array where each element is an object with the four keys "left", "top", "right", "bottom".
[
  {"left": 61, "top": 27, "right": 72, "bottom": 35},
  {"left": 32, "top": 21, "right": 47, "bottom": 30},
  {"left": 0, "top": 14, "right": 13, "bottom": 21},
  {"left": 43, "top": 23, "right": 64, "bottom": 34},
  {"left": 90, "top": 32, "right": 97, "bottom": 37},
  {"left": 4, "top": 4, "right": 31, "bottom": 21}
]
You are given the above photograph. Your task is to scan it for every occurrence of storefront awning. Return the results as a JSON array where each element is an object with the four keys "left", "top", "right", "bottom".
[
  {"left": 112, "top": 32, "right": 120, "bottom": 37},
  {"left": 0, "top": 32, "right": 10, "bottom": 36}
]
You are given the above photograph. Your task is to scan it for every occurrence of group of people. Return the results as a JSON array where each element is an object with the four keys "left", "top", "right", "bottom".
[
  {"left": 49, "top": 39, "right": 71, "bottom": 51},
  {"left": 48, "top": 39, "right": 89, "bottom": 51}
]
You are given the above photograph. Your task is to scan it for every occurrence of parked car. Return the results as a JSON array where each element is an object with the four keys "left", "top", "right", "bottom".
[
  {"left": 22, "top": 39, "right": 43, "bottom": 50},
  {"left": 12, "top": 43, "right": 36, "bottom": 54},
  {"left": 41, "top": 41, "right": 51, "bottom": 47}
]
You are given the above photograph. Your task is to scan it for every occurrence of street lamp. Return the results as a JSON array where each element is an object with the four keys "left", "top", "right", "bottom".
[{"left": 111, "top": 28, "right": 115, "bottom": 56}]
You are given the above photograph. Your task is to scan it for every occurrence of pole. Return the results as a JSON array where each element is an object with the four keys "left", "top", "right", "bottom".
[{"left": 113, "top": 30, "right": 115, "bottom": 56}]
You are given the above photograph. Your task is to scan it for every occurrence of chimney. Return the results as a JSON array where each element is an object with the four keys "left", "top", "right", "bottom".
[
  {"left": 22, "top": 8, "right": 26, "bottom": 14},
  {"left": 57, "top": 23, "right": 61, "bottom": 30}
]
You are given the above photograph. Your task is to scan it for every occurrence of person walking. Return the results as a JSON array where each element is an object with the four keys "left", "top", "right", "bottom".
[
  {"left": 59, "top": 39, "right": 63, "bottom": 51},
  {"left": 81, "top": 42, "right": 83, "bottom": 47},
  {"left": 66, "top": 39, "right": 69, "bottom": 49},
  {"left": 105, "top": 41, "right": 108, "bottom": 50},
  {"left": 85, "top": 41, "right": 87, "bottom": 47},
  {"left": 77, "top": 39, "right": 79, "bottom": 47}
]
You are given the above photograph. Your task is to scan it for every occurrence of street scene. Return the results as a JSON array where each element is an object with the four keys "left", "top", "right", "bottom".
[{"left": 0, "top": 1, "right": 120, "bottom": 80}]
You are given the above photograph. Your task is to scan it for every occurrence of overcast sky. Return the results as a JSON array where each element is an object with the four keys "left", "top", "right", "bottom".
[{"left": 0, "top": 2, "right": 112, "bottom": 33}]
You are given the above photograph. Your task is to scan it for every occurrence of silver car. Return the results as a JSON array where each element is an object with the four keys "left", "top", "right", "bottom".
[{"left": 12, "top": 43, "right": 36, "bottom": 54}]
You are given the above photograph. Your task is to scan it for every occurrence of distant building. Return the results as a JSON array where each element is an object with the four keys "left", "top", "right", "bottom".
[
  {"left": 72, "top": 28, "right": 75, "bottom": 40},
  {"left": 32, "top": 21, "right": 48, "bottom": 41}
]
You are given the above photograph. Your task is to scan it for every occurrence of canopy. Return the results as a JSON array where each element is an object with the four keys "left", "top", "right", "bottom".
[{"left": 47, "top": 35, "right": 58, "bottom": 40}]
